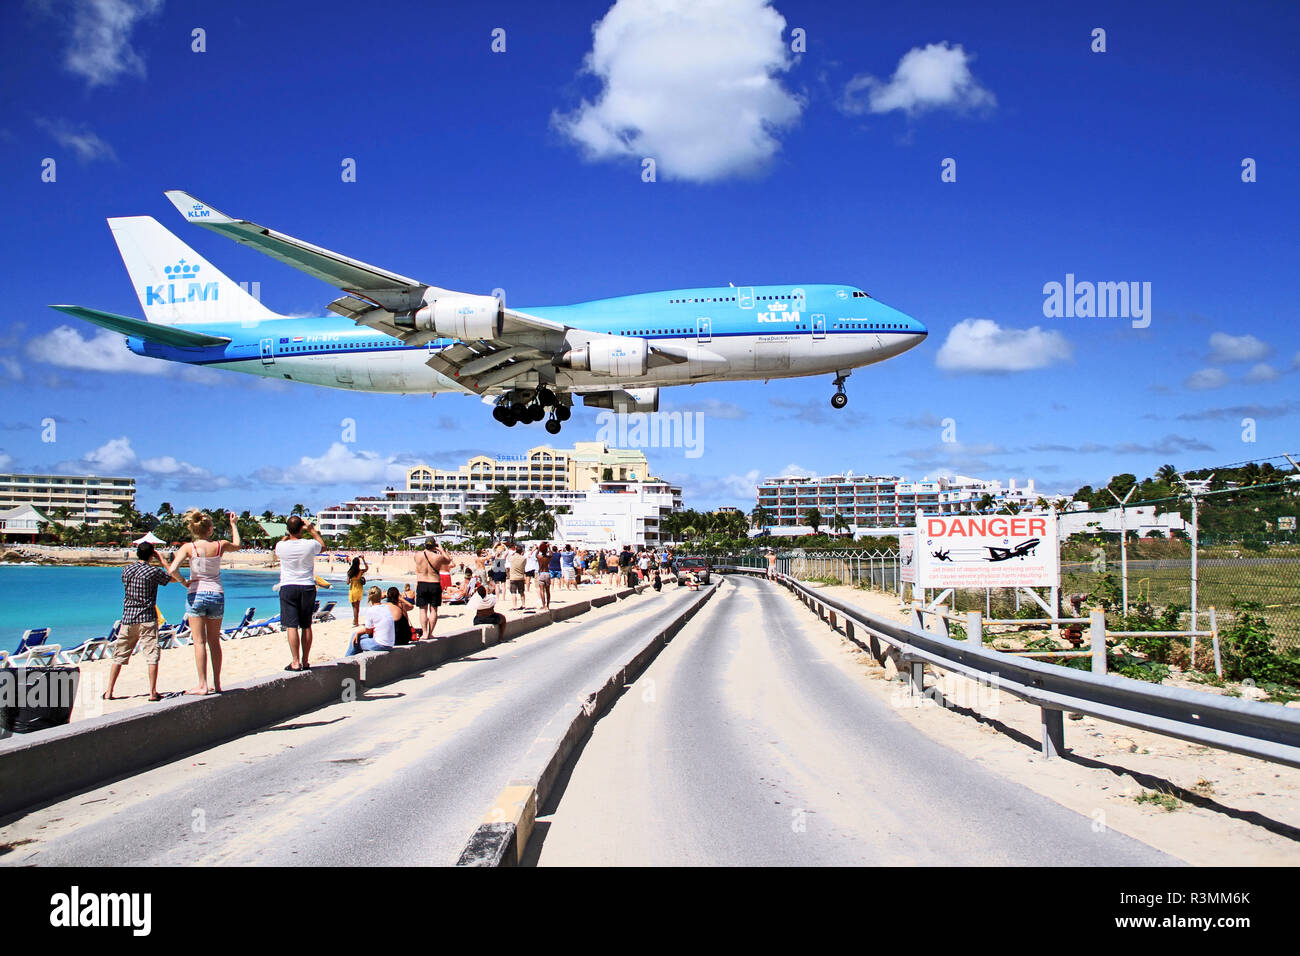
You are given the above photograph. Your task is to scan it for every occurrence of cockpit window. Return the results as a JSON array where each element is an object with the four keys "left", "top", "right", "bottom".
[{"left": 852, "top": 291, "right": 871, "bottom": 298}]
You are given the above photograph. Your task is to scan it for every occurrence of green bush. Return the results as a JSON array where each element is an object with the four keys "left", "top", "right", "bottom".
[{"left": 1220, "top": 602, "right": 1300, "bottom": 686}]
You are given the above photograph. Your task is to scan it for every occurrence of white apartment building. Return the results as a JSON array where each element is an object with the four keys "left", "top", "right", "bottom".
[
  {"left": 316, "top": 442, "right": 656, "bottom": 539},
  {"left": 0, "top": 473, "right": 136, "bottom": 527}
]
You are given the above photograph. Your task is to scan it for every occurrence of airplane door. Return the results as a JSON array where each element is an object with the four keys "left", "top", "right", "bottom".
[
  {"left": 791, "top": 288, "right": 806, "bottom": 312},
  {"left": 737, "top": 287, "right": 754, "bottom": 309},
  {"left": 260, "top": 337, "right": 275, "bottom": 365},
  {"left": 697, "top": 316, "right": 712, "bottom": 343},
  {"left": 811, "top": 314, "right": 826, "bottom": 341}
]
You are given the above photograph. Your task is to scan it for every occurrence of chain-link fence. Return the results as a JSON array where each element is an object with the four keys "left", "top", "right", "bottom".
[{"left": 1060, "top": 478, "right": 1300, "bottom": 653}]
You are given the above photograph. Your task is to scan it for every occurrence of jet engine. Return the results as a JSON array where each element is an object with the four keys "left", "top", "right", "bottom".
[
  {"left": 581, "top": 388, "right": 659, "bottom": 413},
  {"left": 398, "top": 293, "right": 502, "bottom": 341},
  {"left": 559, "top": 338, "right": 648, "bottom": 377}
]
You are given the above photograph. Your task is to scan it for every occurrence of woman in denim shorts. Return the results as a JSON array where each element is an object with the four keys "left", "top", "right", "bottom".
[{"left": 169, "top": 509, "right": 242, "bottom": 695}]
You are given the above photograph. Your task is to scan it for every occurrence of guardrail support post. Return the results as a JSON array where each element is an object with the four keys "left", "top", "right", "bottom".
[
  {"left": 1089, "top": 609, "right": 1106, "bottom": 675},
  {"left": 908, "top": 661, "right": 925, "bottom": 697},
  {"left": 967, "top": 611, "right": 982, "bottom": 646},
  {"left": 1210, "top": 606, "right": 1222, "bottom": 678},
  {"left": 1040, "top": 707, "right": 1064, "bottom": 758}
]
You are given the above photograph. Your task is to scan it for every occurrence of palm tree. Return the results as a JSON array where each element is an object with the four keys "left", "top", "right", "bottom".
[
  {"left": 1156, "top": 464, "right": 1179, "bottom": 484},
  {"left": 831, "top": 513, "right": 850, "bottom": 537},
  {"left": 485, "top": 486, "right": 521, "bottom": 539},
  {"left": 803, "top": 507, "right": 823, "bottom": 535},
  {"left": 750, "top": 505, "right": 771, "bottom": 532}
]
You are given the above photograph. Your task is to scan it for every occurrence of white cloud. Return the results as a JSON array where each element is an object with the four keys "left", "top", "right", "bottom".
[
  {"left": 668, "top": 398, "right": 748, "bottom": 420},
  {"left": 25, "top": 325, "right": 288, "bottom": 390},
  {"left": 553, "top": 0, "right": 802, "bottom": 182},
  {"left": 57, "top": 437, "right": 226, "bottom": 492},
  {"left": 34, "top": 117, "right": 117, "bottom": 162},
  {"left": 1243, "top": 363, "right": 1279, "bottom": 384},
  {"left": 935, "top": 318, "right": 1072, "bottom": 373},
  {"left": 0, "top": 356, "right": 22, "bottom": 381},
  {"left": 252, "top": 443, "right": 417, "bottom": 487},
  {"left": 779, "top": 463, "right": 811, "bottom": 477},
  {"left": 1207, "top": 332, "right": 1270, "bottom": 363},
  {"left": 1185, "top": 368, "right": 1229, "bottom": 390},
  {"left": 43, "top": 0, "right": 164, "bottom": 88},
  {"left": 842, "top": 42, "right": 995, "bottom": 116},
  {"left": 81, "top": 436, "right": 137, "bottom": 473},
  {"left": 0, "top": 451, "right": 14, "bottom": 470},
  {"left": 27, "top": 326, "right": 168, "bottom": 374}
]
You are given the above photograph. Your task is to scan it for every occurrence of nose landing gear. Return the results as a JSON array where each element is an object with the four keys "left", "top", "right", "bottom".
[{"left": 830, "top": 371, "right": 850, "bottom": 409}]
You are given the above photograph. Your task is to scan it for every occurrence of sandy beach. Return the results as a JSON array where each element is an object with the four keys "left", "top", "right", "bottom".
[{"left": 63, "top": 559, "right": 647, "bottom": 723}]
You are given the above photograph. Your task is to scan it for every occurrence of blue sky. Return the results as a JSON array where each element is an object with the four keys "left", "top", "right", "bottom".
[{"left": 1, "top": 0, "right": 1297, "bottom": 514}]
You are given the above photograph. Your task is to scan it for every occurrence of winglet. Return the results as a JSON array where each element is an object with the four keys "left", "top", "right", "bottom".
[{"left": 163, "top": 190, "right": 238, "bottom": 225}]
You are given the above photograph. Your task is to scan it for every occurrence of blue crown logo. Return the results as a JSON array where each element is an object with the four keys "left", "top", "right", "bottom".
[{"left": 163, "top": 259, "right": 201, "bottom": 281}]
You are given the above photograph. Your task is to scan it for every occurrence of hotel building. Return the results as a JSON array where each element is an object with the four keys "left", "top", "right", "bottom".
[
  {"left": 0, "top": 473, "right": 136, "bottom": 527},
  {"left": 754, "top": 472, "right": 1050, "bottom": 535}
]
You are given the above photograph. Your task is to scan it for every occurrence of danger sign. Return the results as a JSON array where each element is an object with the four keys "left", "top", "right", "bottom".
[{"left": 915, "top": 513, "right": 1059, "bottom": 589}]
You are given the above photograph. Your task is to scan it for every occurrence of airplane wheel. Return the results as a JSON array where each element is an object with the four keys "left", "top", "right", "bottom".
[
  {"left": 536, "top": 387, "right": 557, "bottom": 408},
  {"left": 510, "top": 402, "right": 528, "bottom": 423},
  {"left": 528, "top": 404, "right": 546, "bottom": 423},
  {"left": 545, "top": 418, "right": 562, "bottom": 435},
  {"left": 831, "top": 392, "right": 848, "bottom": 409},
  {"left": 555, "top": 405, "right": 572, "bottom": 422},
  {"left": 492, "top": 405, "right": 508, "bottom": 424}
]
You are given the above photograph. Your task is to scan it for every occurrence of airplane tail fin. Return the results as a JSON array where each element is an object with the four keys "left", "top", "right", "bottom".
[{"left": 107, "top": 216, "right": 283, "bottom": 325}]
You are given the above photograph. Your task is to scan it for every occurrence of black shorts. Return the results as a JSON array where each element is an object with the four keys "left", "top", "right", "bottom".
[
  {"left": 509, "top": 579, "right": 525, "bottom": 594},
  {"left": 280, "top": 584, "right": 316, "bottom": 629},
  {"left": 416, "top": 581, "right": 442, "bottom": 609}
]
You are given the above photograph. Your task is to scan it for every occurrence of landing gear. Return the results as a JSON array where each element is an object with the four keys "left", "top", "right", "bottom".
[
  {"left": 493, "top": 390, "right": 573, "bottom": 430},
  {"left": 830, "top": 371, "right": 850, "bottom": 409}
]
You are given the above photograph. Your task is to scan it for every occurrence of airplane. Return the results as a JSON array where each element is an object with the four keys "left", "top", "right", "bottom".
[
  {"left": 985, "top": 539, "right": 1041, "bottom": 562},
  {"left": 50, "top": 191, "right": 928, "bottom": 433}
]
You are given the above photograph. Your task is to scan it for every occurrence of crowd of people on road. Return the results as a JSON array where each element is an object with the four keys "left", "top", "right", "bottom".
[{"left": 108, "top": 515, "right": 686, "bottom": 698}]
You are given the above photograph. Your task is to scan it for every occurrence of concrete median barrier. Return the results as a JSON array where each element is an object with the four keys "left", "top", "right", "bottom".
[
  {"left": 457, "top": 582, "right": 718, "bottom": 866},
  {"left": 0, "top": 660, "right": 361, "bottom": 819}
]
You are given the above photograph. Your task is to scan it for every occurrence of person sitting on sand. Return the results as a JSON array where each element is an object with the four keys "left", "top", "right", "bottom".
[
  {"left": 347, "top": 586, "right": 396, "bottom": 656},
  {"left": 402, "top": 582, "right": 416, "bottom": 606}
]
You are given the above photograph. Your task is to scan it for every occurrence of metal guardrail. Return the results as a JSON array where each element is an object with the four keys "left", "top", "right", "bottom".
[{"left": 717, "top": 565, "right": 1300, "bottom": 769}]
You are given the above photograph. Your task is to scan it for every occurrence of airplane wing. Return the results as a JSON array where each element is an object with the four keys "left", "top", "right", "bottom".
[
  {"left": 162, "top": 190, "right": 660, "bottom": 394},
  {"left": 48, "top": 305, "right": 231, "bottom": 348}
]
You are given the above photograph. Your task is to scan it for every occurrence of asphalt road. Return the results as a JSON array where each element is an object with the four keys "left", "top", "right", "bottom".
[
  {"left": 534, "top": 574, "right": 1177, "bottom": 865},
  {"left": 0, "top": 585, "right": 705, "bottom": 866}
]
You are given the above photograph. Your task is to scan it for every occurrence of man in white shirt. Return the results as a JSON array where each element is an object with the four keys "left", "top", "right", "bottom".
[
  {"left": 347, "top": 586, "right": 396, "bottom": 655},
  {"left": 276, "top": 515, "right": 324, "bottom": 671}
]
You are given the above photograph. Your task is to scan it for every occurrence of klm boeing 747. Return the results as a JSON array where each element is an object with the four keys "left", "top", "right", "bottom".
[{"left": 51, "top": 192, "right": 927, "bottom": 433}]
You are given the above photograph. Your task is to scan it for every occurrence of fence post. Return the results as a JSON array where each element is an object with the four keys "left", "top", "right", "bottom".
[
  {"left": 967, "top": 610, "right": 982, "bottom": 646},
  {"left": 1090, "top": 609, "right": 1107, "bottom": 675},
  {"left": 1210, "top": 606, "right": 1222, "bottom": 678}
]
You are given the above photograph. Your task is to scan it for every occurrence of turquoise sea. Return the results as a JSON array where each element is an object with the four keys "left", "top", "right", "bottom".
[{"left": 0, "top": 565, "right": 398, "bottom": 652}]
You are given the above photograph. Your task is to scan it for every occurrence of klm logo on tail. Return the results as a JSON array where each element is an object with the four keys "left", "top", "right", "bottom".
[
  {"left": 145, "top": 259, "right": 218, "bottom": 306},
  {"left": 186, "top": 202, "right": 211, "bottom": 220}
]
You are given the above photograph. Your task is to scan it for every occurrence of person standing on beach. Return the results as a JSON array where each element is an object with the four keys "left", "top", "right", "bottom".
[
  {"left": 507, "top": 543, "right": 527, "bottom": 610},
  {"left": 276, "top": 516, "right": 324, "bottom": 671},
  {"left": 414, "top": 539, "right": 452, "bottom": 638},
  {"left": 169, "top": 509, "right": 241, "bottom": 695},
  {"left": 536, "top": 542, "right": 552, "bottom": 610},
  {"left": 105, "top": 542, "right": 185, "bottom": 702},
  {"left": 347, "top": 555, "right": 369, "bottom": 626}
]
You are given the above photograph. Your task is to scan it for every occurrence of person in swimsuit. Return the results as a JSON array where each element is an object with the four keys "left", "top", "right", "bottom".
[
  {"left": 414, "top": 539, "right": 452, "bottom": 638},
  {"left": 347, "top": 555, "right": 369, "bottom": 626},
  {"left": 386, "top": 587, "right": 416, "bottom": 644},
  {"left": 169, "top": 509, "right": 241, "bottom": 696}
]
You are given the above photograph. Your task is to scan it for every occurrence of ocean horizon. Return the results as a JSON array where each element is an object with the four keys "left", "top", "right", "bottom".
[{"left": 0, "top": 565, "right": 397, "bottom": 651}]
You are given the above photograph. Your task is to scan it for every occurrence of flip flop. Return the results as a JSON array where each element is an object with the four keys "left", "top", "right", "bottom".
[
  {"left": 148, "top": 694, "right": 162, "bottom": 702},
  {"left": 284, "top": 664, "right": 301, "bottom": 672}
]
